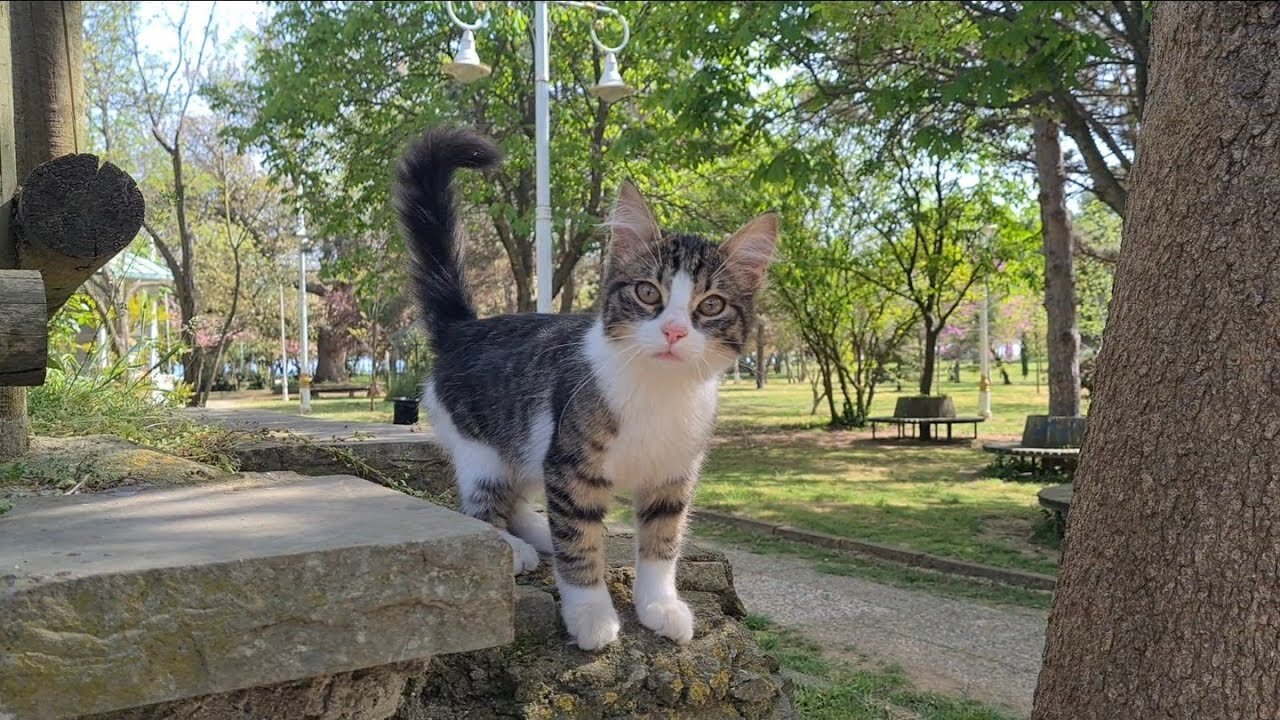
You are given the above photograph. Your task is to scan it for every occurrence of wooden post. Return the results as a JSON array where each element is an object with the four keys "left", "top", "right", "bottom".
[
  {"left": 0, "top": 2, "right": 25, "bottom": 459},
  {"left": 1, "top": 1, "right": 106, "bottom": 461},
  {"left": 0, "top": 270, "right": 47, "bottom": 385}
]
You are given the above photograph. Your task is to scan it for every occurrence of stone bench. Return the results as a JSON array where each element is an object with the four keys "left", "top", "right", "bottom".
[
  {"left": 0, "top": 473, "right": 513, "bottom": 719},
  {"left": 1038, "top": 483, "right": 1074, "bottom": 538}
]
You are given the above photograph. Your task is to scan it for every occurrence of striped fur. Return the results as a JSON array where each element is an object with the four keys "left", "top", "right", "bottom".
[{"left": 396, "top": 127, "right": 778, "bottom": 650}]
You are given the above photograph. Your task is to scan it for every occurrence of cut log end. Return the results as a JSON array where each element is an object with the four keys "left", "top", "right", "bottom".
[{"left": 11, "top": 153, "right": 145, "bottom": 314}]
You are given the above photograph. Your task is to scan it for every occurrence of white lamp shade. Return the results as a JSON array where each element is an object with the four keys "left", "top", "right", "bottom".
[
  {"left": 589, "top": 51, "right": 635, "bottom": 103},
  {"left": 442, "top": 29, "right": 491, "bottom": 83}
]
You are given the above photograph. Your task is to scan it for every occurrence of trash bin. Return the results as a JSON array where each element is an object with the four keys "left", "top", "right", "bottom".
[{"left": 391, "top": 397, "right": 420, "bottom": 425}]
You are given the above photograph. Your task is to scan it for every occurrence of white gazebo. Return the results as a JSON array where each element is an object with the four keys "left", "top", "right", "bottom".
[{"left": 91, "top": 250, "right": 174, "bottom": 376}]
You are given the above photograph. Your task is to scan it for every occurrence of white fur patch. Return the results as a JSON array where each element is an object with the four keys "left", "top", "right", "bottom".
[
  {"left": 557, "top": 577, "right": 620, "bottom": 651},
  {"left": 634, "top": 558, "right": 693, "bottom": 644},
  {"left": 584, "top": 317, "right": 719, "bottom": 491},
  {"left": 425, "top": 382, "right": 541, "bottom": 574}
]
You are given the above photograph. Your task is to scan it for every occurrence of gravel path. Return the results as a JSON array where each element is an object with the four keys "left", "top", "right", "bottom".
[{"left": 713, "top": 544, "right": 1047, "bottom": 718}]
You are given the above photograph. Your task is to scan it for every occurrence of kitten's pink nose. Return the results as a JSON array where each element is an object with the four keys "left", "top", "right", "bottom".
[{"left": 662, "top": 321, "right": 689, "bottom": 345}]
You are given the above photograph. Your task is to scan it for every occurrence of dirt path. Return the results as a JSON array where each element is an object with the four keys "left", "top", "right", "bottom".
[{"left": 712, "top": 543, "right": 1047, "bottom": 718}]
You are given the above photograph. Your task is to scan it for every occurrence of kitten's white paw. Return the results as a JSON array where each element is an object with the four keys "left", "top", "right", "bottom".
[
  {"left": 509, "top": 506, "right": 555, "bottom": 554},
  {"left": 500, "top": 531, "right": 541, "bottom": 575},
  {"left": 559, "top": 583, "right": 621, "bottom": 651},
  {"left": 636, "top": 595, "right": 694, "bottom": 644}
]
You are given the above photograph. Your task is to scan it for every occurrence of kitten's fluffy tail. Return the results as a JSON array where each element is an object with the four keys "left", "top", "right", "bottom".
[{"left": 394, "top": 126, "right": 501, "bottom": 347}]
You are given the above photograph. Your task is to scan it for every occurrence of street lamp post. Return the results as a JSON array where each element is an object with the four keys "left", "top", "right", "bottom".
[
  {"left": 279, "top": 285, "right": 289, "bottom": 402},
  {"left": 978, "top": 225, "right": 997, "bottom": 419},
  {"left": 443, "top": 0, "right": 634, "bottom": 313},
  {"left": 298, "top": 216, "right": 312, "bottom": 414}
]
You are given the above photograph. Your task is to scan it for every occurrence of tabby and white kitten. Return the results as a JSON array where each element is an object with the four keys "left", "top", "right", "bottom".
[{"left": 395, "top": 127, "right": 777, "bottom": 651}]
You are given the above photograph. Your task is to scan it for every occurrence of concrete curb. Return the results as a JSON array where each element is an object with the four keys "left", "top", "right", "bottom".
[{"left": 690, "top": 507, "right": 1058, "bottom": 592}]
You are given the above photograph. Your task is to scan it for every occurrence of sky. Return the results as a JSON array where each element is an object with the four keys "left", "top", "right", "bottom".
[{"left": 135, "top": 0, "right": 267, "bottom": 118}]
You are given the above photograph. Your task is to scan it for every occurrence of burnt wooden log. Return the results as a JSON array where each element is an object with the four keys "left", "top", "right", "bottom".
[
  {"left": 0, "top": 269, "right": 46, "bottom": 385},
  {"left": 11, "top": 153, "right": 144, "bottom": 314}
]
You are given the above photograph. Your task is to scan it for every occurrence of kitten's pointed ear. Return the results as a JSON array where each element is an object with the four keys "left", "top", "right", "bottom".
[
  {"left": 722, "top": 212, "right": 779, "bottom": 289},
  {"left": 605, "top": 180, "right": 661, "bottom": 261}
]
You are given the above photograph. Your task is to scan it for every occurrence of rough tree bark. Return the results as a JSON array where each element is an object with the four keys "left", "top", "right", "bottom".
[
  {"left": 314, "top": 328, "right": 350, "bottom": 383},
  {"left": 1033, "top": 3, "right": 1280, "bottom": 717},
  {"left": 1032, "top": 116, "right": 1082, "bottom": 417},
  {"left": 919, "top": 323, "right": 939, "bottom": 396}
]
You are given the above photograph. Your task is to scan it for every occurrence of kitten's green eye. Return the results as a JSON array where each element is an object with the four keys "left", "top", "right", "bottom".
[
  {"left": 635, "top": 281, "right": 662, "bottom": 305},
  {"left": 698, "top": 295, "right": 727, "bottom": 317}
]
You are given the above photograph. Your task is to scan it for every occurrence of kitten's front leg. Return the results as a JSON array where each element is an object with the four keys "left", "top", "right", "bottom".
[
  {"left": 634, "top": 477, "right": 695, "bottom": 644},
  {"left": 546, "top": 459, "right": 619, "bottom": 651}
]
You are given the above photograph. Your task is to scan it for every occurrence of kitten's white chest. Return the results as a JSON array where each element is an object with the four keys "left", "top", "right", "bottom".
[{"left": 599, "top": 379, "right": 717, "bottom": 489}]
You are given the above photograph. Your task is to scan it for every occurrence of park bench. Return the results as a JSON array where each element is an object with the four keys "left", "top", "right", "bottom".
[
  {"left": 868, "top": 415, "right": 987, "bottom": 441},
  {"left": 983, "top": 441, "right": 1080, "bottom": 472},
  {"left": 866, "top": 395, "right": 985, "bottom": 441},
  {"left": 310, "top": 383, "right": 372, "bottom": 398}
]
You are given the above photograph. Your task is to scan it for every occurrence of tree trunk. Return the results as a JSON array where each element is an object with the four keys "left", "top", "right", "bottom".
[
  {"left": 755, "top": 322, "right": 766, "bottom": 389},
  {"left": 558, "top": 266, "right": 575, "bottom": 314},
  {"left": 1033, "top": 115, "right": 1082, "bottom": 417},
  {"left": 1033, "top": 4, "right": 1280, "bottom": 718},
  {"left": 919, "top": 324, "right": 940, "bottom": 396},
  {"left": 314, "top": 327, "right": 350, "bottom": 383}
]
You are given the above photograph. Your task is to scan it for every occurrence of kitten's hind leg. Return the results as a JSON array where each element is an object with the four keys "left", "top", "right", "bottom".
[
  {"left": 634, "top": 477, "right": 696, "bottom": 644},
  {"left": 454, "top": 449, "right": 540, "bottom": 575}
]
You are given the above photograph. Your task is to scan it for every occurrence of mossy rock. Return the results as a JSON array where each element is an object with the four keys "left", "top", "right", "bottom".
[
  {"left": 402, "top": 536, "right": 791, "bottom": 720},
  {"left": 0, "top": 435, "right": 229, "bottom": 498}
]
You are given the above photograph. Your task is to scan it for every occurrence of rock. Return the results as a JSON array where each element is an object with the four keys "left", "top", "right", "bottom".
[
  {"left": 398, "top": 534, "right": 793, "bottom": 720},
  {"left": 0, "top": 474, "right": 514, "bottom": 719},
  {"left": 82, "top": 661, "right": 431, "bottom": 720},
  {"left": 0, "top": 435, "right": 226, "bottom": 498},
  {"left": 515, "top": 584, "right": 561, "bottom": 644}
]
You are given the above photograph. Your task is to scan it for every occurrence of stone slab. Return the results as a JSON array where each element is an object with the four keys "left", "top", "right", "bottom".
[
  {"left": 0, "top": 474, "right": 513, "bottom": 719},
  {"left": 184, "top": 408, "right": 455, "bottom": 496}
]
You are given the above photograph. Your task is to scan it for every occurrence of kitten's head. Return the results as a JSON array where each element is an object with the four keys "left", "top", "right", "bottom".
[{"left": 598, "top": 181, "right": 778, "bottom": 378}]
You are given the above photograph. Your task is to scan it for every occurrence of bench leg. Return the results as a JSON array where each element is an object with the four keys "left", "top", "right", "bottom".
[{"left": 947, "top": 424, "right": 953, "bottom": 441}]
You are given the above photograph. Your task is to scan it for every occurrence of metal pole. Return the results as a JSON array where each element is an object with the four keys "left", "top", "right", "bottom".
[
  {"left": 978, "top": 281, "right": 992, "bottom": 419},
  {"left": 149, "top": 297, "right": 159, "bottom": 370},
  {"left": 298, "top": 228, "right": 312, "bottom": 413},
  {"left": 533, "top": 1, "right": 553, "bottom": 313},
  {"left": 279, "top": 285, "right": 289, "bottom": 402}
]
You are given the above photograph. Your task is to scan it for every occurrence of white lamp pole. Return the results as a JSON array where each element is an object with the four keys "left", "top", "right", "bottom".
[
  {"left": 443, "top": 1, "right": 634, "bottom": 314},
  {"left": 279, "top": 285, "right": 289, "bottom": 402},
  {"left": 978, "top": 225, "right": 996, "bottom": 419},
  {"left": 533, "top": 1, "right": 552, "bottom": 313},
  {"left": 298, "top": 217, "right": 312, "bottom": 414}
]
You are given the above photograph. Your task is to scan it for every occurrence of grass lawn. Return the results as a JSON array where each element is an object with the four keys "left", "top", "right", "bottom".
[
  {"left": 746, "top": 615, "right": 1017, "bottom": 720},
  {"left": 718, "top": 370, "right": 1075, "bottom": 438},
  {"left": 207, "top": 392, "right": 398, "bottom": 425},
  {"left": 708, "top": 379, "right": 1065, "bottom": 577},
  {"left": 214, "top": 369, "right": 1068, "bottom": 577}
]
